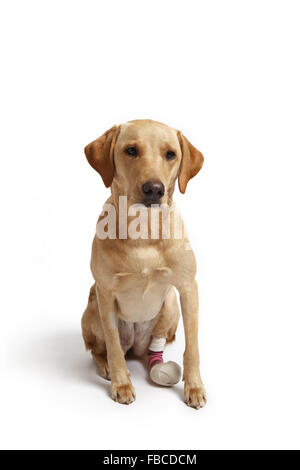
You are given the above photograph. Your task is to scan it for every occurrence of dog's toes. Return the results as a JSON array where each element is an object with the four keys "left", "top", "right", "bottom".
[
  {"left": 184, "top": 383, "right": 207, "bottom": 410},
  {"left": 112, "top": 383, "right": 136, "bottom": 405}
]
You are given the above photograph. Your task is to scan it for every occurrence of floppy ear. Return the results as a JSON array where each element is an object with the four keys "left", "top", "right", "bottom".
[
  {"left": 177, "top": 131, "right": 204, "bottom": 194},
  {"left": 84, "top": 125, "right": 120, "bottom": 187}
]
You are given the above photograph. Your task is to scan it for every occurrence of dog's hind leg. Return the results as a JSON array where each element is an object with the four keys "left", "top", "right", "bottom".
[
  {"left": 147, "top": 287, "right": 182, "bottom": 386},
  {"left": 81, "top": 284, "right": 110, "bottom": 380},
  {"left": 152, "top": 287, "right": 180, "bottom": 342},
  {"left": 91, "top": 351, "right": 110, "bottom": 380}
]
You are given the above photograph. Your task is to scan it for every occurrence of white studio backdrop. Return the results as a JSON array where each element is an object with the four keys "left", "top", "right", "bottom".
[{"left": 1, "top": 0, "right": 300, "bottom": 450}]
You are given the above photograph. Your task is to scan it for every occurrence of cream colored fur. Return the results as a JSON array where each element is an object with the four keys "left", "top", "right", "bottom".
[{"left": 81, "top": 120, "right": 206, "bottom": 409}]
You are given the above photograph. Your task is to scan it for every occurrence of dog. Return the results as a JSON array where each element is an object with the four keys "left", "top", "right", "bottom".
[{"left": 81, "top": 119, "right": 206, "bottom": 409}]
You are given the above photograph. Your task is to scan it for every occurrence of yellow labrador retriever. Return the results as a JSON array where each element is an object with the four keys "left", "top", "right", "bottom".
[{"left": 81, "top": 119, "right": 206, "bottom": 409}]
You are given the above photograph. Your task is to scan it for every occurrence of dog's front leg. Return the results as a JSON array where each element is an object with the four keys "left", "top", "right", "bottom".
[
  {"left": 95, "top": 285, "right": 136, "bottom": 405},
  {"left": 179, "top": 280, "right": 207, "bottom": 409}
]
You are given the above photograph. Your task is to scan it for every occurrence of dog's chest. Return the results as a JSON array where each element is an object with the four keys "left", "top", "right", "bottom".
[{"left": 112, "top": 246, "right": 172, "bottom": 322}]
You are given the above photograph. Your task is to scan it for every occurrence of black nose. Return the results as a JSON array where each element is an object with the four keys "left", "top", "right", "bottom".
[{"left": 141, "top": 179, "right": 165, "bottom": 203}]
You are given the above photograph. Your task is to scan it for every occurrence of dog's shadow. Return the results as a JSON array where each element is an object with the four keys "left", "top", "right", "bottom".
[
  {"left": 20, "top": 330, "right": 110, "bottom": 396},
  {"left": 21, "top": 330, "right": 183, "bottom": 401}
]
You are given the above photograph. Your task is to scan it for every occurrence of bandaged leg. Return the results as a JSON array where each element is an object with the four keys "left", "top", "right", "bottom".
[{"left": 147, "top": 336, "right": 181, "bottom": 386}]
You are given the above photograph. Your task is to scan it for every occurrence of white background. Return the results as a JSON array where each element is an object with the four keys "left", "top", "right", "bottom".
[{"left": 1, "top": 0, "right": 300, "bottom": 450}]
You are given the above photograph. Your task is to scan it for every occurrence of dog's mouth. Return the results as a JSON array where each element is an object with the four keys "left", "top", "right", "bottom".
[{"left": 141, "top": 200, "right": 162, "bottom": 208}]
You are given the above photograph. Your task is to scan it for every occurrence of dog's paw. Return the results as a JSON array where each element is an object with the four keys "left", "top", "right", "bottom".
[
  {"left": 184, "top": 382, "right": 207, "bottom": 410},
  {"left": 112, "top": 383, "right": 136, "bottom": 405},
  {"left": 150, "top": 361, "right": 181, "bottom": 386}
]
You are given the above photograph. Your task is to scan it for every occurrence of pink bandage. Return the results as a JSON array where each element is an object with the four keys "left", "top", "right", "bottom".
[{"left": 147, "top": 350, "right": 163, "bottom": 370}]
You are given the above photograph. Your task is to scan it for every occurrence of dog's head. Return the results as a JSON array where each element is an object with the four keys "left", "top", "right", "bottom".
[{"left": 84, "top": 119, "right": 204, "bottom": 206}]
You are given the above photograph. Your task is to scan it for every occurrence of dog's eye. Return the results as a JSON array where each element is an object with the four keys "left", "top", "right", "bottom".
[
  {"left": 125, "top": 146, "right": 138, "bottom": 157},
  {"left": 166, "top": 150, "right": 176, "bottom": 161}
]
